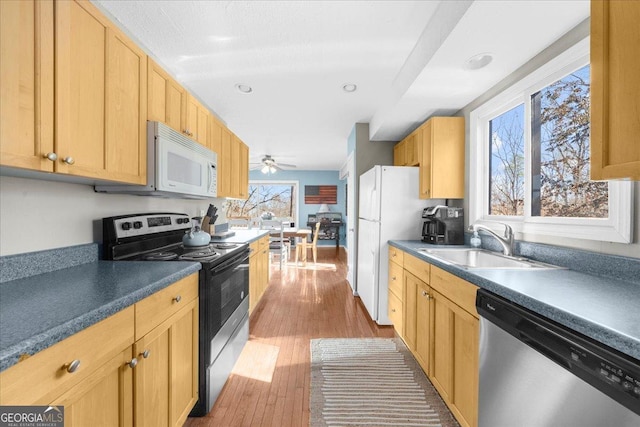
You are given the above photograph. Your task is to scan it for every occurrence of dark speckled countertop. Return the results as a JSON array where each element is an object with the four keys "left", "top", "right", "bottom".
[
  {"left": 389, "top": 240, "right": 640, "bottom": 361},
  {"left": 0, "top": 253, "right": 201, "bottom": 372}
]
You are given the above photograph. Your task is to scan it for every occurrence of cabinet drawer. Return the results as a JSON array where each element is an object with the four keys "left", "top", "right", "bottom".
[
  {"left": 389, "top": 246, "right": 404, "bottom": 266},
  {"left": 404, "top": 253, "right": 430, "bottom": 283},
  {"left": 388, "top": 260, "right": 403, "bottom": 299},
  {"left": 259, "top": 235, "right": 269, "bottom": 249},
  {"left": 250, "top": 240, "right": 260, "bottom": 257},
  {"left": 388, "top": 290, "right": 403, "bottom": 334},
  {"left": 430, "top": 266, "right": 478, "bottom": 317},
  {"left": 135, "top": 274, "right": 198, "bottom": 339},
  {"left": 0, "top": 305, "right": 135, "bottom": 405}
]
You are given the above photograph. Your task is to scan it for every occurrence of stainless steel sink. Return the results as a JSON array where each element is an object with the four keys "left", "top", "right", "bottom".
[{"left": 418, "top": 248, "right": 561, "bottom": 270}]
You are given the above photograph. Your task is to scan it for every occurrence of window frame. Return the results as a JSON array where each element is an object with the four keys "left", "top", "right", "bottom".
[{"left": 469, "top": 38, "right": 633, "bottom": 243}]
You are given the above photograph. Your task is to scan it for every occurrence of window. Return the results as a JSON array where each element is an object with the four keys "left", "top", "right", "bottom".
[
  {"left": 470, "top": 39, "right": 633, "bottom": 243},
  {"left": 225, "top": 180, "right": 298, "bottom": 224}
]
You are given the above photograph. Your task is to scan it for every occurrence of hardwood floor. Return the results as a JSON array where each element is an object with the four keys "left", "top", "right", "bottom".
[{"left": 185, "top": 247, "right": 394, "bottom": 427}]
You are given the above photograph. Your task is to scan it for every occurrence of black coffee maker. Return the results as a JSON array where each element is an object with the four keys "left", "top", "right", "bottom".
[{"left": 421, "top": 206, "right": 464, "bottom": 245}]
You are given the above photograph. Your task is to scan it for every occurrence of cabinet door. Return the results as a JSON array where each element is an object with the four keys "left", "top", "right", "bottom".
[
  {"left": 415, "top": 281, "right": 432, "bottom": 375},
  {"left": 249, "top": 248, "right": 259, "bottom": 313},
  {"left": 170, "top": 300, "right": 199, "bottom": 427},
  {"left": 53, "top": 347, "right": 134, "bottom": 427},
  {"left": 135, "top": 299, "right": 198, "bottom": 427},
  {"left": 0, "top": 0, "right": 54, "bottom": 172},
  {"left": 238, "top": 140, "right": 249, "bottom": 199},
  {"left": 148, "top": 59, "right": 186, "bottom": 134},
  {"left": 393, "top": 140, "right": 406, "bottom": 166},
  {"left": 591, "top": 0, "right": 640, "bottom": 180},
  {"left": 419, "top": 117, "right": 465, "bottom": 199},
  {"left": 209, "top": 115, "right": 223, "bottom": 155},
  {"left": 452, "top": 303, "right": 479, "bottom": 427},
  {"left": 55, "top": 0, "right": 146, "bottom": 184},
  {"left": 197, "top": 106, "right": 209, "bottom": 146},
  {"left": 105, "top": 26, "right": 147, "bottom": 184},
  {"left": 403, "top": 271, "right": 418, "bottom": 351},
  {"left": 55, "top": 0, "right": 106, "bottom": 178},
  {"left": 229, "top": 134, "right": 242, "bottom": 198},
  {"left": 419, "top": 121, "right": 433, "bottom": 198},
  {"left": 430, "top": 290, "right": 453, "bottom": 402},
  {"left": 217, "top": 127, "right": 232, "bottom": 197}
]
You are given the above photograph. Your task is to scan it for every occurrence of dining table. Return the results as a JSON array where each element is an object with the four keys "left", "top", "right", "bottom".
[{"left": 282, "top": 227, "right": 312, "bottom": 263}]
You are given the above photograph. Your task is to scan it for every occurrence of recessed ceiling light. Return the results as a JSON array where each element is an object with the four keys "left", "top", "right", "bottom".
[
  {"left": 342, "top": 83, "right": 357, "bottom": 93},
  {"left": 236, "top": 84, "right": 253, "bottom": 94},
  {"left": 464, "top": 53, "right": 493, "bottom": 70}
]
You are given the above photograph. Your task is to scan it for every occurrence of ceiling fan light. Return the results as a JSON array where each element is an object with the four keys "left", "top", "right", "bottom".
[
  {"left": 269, "top": 165, "right": 277, "bottom": 174},
  {"left": 261, "top": 165, "right": 270, "bottom": 174}
]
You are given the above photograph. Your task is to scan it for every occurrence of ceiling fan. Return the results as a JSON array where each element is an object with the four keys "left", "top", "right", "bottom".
[{"left": 249, "top": 155, "right": 297, "bottom": 174}]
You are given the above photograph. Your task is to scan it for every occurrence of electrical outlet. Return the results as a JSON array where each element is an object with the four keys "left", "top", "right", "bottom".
[{"left": 199, "top": 209, "right": 205, "bottom": 217}]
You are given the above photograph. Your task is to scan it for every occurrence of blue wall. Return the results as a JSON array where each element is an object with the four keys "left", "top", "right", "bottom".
[{"left": 249, "top": 169, "right": 346, "bottom": 246}]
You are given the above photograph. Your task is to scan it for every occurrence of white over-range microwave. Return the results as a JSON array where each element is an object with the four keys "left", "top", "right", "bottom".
[{"left": 96, "top": 121, "right": 217, "bottom": 199}]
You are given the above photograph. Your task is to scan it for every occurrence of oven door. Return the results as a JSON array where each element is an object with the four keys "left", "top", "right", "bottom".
[{"left": 201, "top": 248, "right": 250, "bottom": 365}]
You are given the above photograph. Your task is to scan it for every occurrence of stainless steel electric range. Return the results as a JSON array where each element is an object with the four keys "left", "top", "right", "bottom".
[{"left": 102, "top": 212, "right": 250, "bottom": 417}]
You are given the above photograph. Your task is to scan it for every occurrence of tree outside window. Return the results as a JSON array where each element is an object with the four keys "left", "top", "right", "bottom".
[
  {"left": 226, "top": 181, "right": 297, "bottom": 223},
  {"left": 488, "top": 64, "right": 608, "bottom": 220}
]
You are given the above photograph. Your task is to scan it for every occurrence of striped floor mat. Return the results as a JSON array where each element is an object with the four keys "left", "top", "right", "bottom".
[{"left": 310, "top": 338, "right": 459, "bottom": 427}]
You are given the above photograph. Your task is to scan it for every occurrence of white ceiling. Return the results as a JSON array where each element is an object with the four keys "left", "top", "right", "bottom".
[{"left": 94, "top": 0, "right": 589, "bottom": 171}]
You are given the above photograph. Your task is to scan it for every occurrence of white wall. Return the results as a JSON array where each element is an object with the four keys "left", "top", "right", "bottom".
[
  {"left": 0, "top": 176, "right": 225, "bottom": 256},
  {"left": 458, "top": 19, "right": 639, "bottom": 259}
]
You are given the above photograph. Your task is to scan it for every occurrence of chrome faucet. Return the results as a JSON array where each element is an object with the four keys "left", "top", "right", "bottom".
[{"left": 469, "top": 222, "right": 514, "bottom": 257}]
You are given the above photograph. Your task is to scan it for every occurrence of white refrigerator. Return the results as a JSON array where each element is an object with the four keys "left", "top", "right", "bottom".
[{"left": 357, "top": 166, "right": 426, "bottom": 325}]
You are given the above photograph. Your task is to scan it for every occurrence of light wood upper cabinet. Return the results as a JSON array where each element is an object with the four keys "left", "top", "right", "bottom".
[
  {"left": 590, "top": 0, "right": 640, "bottom": 180},
  {"left": 209, "top": 114, "right": 223, "bottom": 155},
  {"left": 393, "top": 131, "right": 420, "bottom": 167},
  {"left": 55, "top": 0, "right": 146, "bottom": 184},
  {"left": 238, "top": 139, "right": 249, "bottom": 199},
  {"left": 420, "top": 117, "right": 465, "bottom": 199},
  {"left": 0, "top": 0, "right": 54, "bottom": 172},
  {"left": 393, "top": 139, "right": 406, "bottom": 166},
  {"left": 148, "top": 58, "right": 187, "bottom": 135},
  {"left": 185, "top": 94, "right": 209, "bottom": 146}
]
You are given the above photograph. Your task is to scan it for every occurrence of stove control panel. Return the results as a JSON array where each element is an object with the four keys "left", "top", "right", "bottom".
[{"left": 112, "top": 213, "right": 192, "bottom": 239}]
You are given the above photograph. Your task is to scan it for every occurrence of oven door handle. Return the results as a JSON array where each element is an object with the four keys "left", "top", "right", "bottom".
[{"left": 212, "top": 251, "right": 250, "bottom": 274}]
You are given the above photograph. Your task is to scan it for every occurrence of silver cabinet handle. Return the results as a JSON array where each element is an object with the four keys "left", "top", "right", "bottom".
[
  {"left": 62, "top": 156, "right": 75, "bottom": 165},
  {"left": 392, "top": 276, "right": 396, "bottom": 281},
  {"left": 127, "top": 358, "right": 138, "bottom": 368},
  {"left": 173, "top": 295, "right": 182, "bottom": 303},
  {"left": 421, "top": 291, "right": 431, "bottom": 299},
  {"left": 391, "top": 308, "right": 396, "bottom": 313},
  {"left": 43, "top": 152, "right": 58, "bottom": 161},
  {"left": 66, "top": 359, "right": 81, "bottom": 373},
  {"left": 141, "top": 349, "right": 150, "bottom": 359}
]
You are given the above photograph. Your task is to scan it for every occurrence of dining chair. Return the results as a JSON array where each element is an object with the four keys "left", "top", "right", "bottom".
[
  {"left": 296, "top": 222, "right": 320, "bottom": 265},
  {"left": 260, "top": 219, "right": 289, "bottom": 269}
]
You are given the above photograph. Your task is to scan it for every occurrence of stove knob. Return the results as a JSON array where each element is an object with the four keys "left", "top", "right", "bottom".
[
  {"left": 133, "top": 221, "right": 143, "bottom": 229},
  {"left": 121, "top": 222, "right": 132, "bottom": 231}
]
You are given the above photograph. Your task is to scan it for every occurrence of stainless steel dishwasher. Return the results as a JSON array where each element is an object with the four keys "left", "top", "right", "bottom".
[{"left": 476, "top": 289, "right": 640, "bottom": 427}]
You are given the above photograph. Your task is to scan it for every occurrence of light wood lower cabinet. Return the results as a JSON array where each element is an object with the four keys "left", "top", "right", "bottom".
[
  {"left": 249, "top": 236, "right": 270, "bottom": 313},
  {"left": 52, "top": 347, "right": 135, "bottom": 427},
  {"left": 0, "top": 273, "right": 199, "bottom": 427},
  {"left": 414, "top": 280, "right": 432, "bottom": 374},
  {"left": 134, "top": 298, "right": 198, "bottom": 427},
  {"left": 403, "top": 271, "right": 419, "bottom": 351},
  {"left": 388, "top": 248, "right": 479, "bottom": 427}
]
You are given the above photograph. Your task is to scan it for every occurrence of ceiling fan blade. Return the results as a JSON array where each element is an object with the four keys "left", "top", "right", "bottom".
[{"left": 277, "top": 163, "right": 297, "bottom": 168}]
